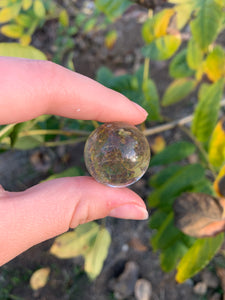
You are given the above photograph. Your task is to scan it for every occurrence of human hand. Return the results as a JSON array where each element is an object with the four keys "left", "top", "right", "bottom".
[{"left": 0, "top": 57, "right": 149, "bottom": 266}]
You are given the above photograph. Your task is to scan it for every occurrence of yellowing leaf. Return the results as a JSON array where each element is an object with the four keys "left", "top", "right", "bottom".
[
  {"left": 142, "top": 34, "right": 181, "bottom": 61},
  {"left": 50, "top": 222, "right": 99, "bottom": 259},
  {"left": 33, "top": 0, "right": 45, "bottom": 18},
  {"left": 59, "top": 9, "right": 69, "bottom": 27},
  {"left": 0, "top": 0, "right": 11, "bottom": 8},
  {"left": 214, "top": 164, "right": 225, "bottom": 196},
  {"left": 1, "top": 24, "right": 23, "bottom": 38},
  {"left": 154, "top": 9, "right": 175, "bottom": 38},
  {"left": 142, "top": 9, "right": 175, "bottom": 44},
  {"left": 19, "top": 34, "right": 31, "bottom": 46},
  {"left": 22, "top": 0, "right": 32, "bottom": 10},
  {"left": 0, "top": 3, "right": 21, "bottom": 23},
  {"left": 162, "top": 78, "right": 196, "bottom": 106},
  {"left": 151, "top": 136, "right": 166, "bottom": 154},
  {"left": 30, "top": 267, "right": 50, "bottom": 291},
  {"left": 0, "top": 43, "right": 46, "bottom": 59},
  {"left": 204, "top": 46, "right": 225, "bottom": 82},
  {"left": 209, "top": 118, "right": 225, "bottom": 169},
  {"left": 176, "top": 234, "right": 224, "bottom": 283},
  {"left": 84, "top": 227, "right": 111, "bottom": 279},
  {"left": 174, "top": 3, "right": 193, "bottom": 30},
  {"left": 105, "top": 30, "right": 118, "bottom": 49}
]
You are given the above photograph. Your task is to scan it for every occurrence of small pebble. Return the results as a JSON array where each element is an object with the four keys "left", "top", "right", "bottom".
[
  {"left": 135, "top": 279, "right": 152, "bottom": 300},
  {"left": 201, "top": 270, "right": 219, "bottom": 289},
  {"left": 193, "top": 281, "right": 207, "bottom": 295}
]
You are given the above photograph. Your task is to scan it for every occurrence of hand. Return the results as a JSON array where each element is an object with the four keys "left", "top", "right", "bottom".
[{"left": 0, "top": 57, "right": 148, "bottom": 266}]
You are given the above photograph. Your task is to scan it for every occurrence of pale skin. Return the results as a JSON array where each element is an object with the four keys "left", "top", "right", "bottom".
[{"left": 0, "top": 57, "right": 149, "bottom": 266}]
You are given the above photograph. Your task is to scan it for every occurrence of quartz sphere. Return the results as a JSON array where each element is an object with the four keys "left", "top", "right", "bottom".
[{"left": 84, "top": 122, "right": 150, "bottom": 187}]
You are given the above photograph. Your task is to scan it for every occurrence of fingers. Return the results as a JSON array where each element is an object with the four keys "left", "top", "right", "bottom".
[
  {"left": 0, "top": 177, "right": 148, "bottom": 266},
  {"left": 0, "top": 57, "right": 147, "bottom": 125}
]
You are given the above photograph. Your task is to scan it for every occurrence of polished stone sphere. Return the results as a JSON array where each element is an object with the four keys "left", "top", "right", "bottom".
[{"left": 84, "top": 122, "right": 150, "bottom": 187}]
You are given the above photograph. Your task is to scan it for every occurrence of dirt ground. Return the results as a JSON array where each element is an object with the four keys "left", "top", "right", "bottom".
[{"left": 0, "top": 1, "right": 224, "bottom": 300}]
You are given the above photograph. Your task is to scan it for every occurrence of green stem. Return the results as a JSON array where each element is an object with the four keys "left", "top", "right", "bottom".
[
  {"left": 92, "top": 120, "right": 99, "bottom": 129},
  {"left": 143, "top": 57, "right": 150, "bottom": 82},
  {"left": 43, "top": 137, "right": 87, "bottom": 147},
  {"left": 20, "top": 129, "right": 90, "bottom": 137}
]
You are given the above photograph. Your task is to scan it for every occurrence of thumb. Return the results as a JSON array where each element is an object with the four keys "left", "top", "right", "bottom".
[{"left": 0, "top": 177, "right": 148, "bottom": 266}]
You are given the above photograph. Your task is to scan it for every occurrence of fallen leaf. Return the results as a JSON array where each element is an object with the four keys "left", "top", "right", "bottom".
[
  {"left": 129, "top": 237, "right": 148, "bottom": 252},
  {"left": 174, "top": 193, "right": 225, "bottom": 237},
  {"left": 150, "top": 135, "right": 166, "bottom": 154},
  {"left": 30, "top": 267, "right": 50, "bottom": 291}
]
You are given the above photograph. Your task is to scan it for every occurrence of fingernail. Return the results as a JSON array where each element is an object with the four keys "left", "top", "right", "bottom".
[
  {"left": 108, "top": 204, "right": 149, "bottom": 220},
  {"left": 132, "top": 102, "right": 148, "bottom": 117}
]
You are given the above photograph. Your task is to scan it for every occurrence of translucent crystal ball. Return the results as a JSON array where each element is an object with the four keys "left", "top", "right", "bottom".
[{"left": 84, "top": 122, "right": 150, "bottom": 187}]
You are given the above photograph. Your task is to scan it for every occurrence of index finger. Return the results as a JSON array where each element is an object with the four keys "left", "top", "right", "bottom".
[{"left": 0, "top": 57, "right": 148, "bottom": 125}]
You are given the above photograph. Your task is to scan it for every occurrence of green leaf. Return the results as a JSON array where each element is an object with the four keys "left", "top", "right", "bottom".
[
  {"left": 148, "top": 164, "right": 205, "bottom": 209},
  {"left": 149, "top": 210, "right": 167, "bottom": 229},
  {"left": 22, "top": 0, "right": 32, "bottom": 10},
  {"left": 151, "top": 213, "right": 181, "bottom": 251},
  {"left": 59, "top": 9, "right": 69, "bottom": 27},
  {"left": 15, "top": 13, "right": 32, "bottom": 28},
  {"left": 0, "top": 43, "right": 46, "bottom": 59},
  {"left": 142, "top": 35, "right": 181, "bottom": 61},
  {"left": 191, "top": 79, "right": 224, "bottom": 143},
  {"left": 84, "top": 227, "right": 111, "bottom": 279},
  {"left": 176, "top": 233, "right": 224, "bottom": 283},
  {"left": 169, "top": 49, "right": 195, "bottom": 79},
  {"left": 95, "top": 0, "right": 131, "bottom": 21},
  {"left": 160, "top": 241, "right": 188, "bottom": 272},
  {"left": 174, "top": 3, "right": 194, "bottom": 30},
  {"left": 96, "top": 66, "right": 114, "bottom": 87},
  {"left": 162, "top": 78, "right": 196, "bottom": 106},
  {"left": 13, "top": 135, "right": 44, "bottom": 149},
  {"left": 150, "top": 164, "right": 181, "bottom": 188},
  {"left": 0, "top": 3, "right": 21, "bottom": 23},
  {"left": 150, "top": 141, "right": 196, "bottom": 166},
  {"left": 33, "top": 0, "right": 46, "bottom": 18},
  {"left": 43, "top": 167, "right": 84, "bottom": 182},
  {"left": 190, "top": 0, "right": 223, "bottom": 51},
  {"left": 187, "top": 38, "right": 203, "bottom": 70},
  {"left": 83, "top": 18, "right": 97, "bottom": 32},
  {"left": 1, "top": 24, "right": 23, "bottom": 38},
  {"left": 142, "top": 79, "right": 161, "bottom": 121}
]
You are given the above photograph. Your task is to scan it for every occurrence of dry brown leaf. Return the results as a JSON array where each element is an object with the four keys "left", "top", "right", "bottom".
[
  {"left": 30, "top": 267, "right": 50, "bottom": 291},
  {"left": 173, "top": 193, "right": 225, "bottom": 237},
  {"left": 129, "top": 237, "right": 148, "bottom": 252}
]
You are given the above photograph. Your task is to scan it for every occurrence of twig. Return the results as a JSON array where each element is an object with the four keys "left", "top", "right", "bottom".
[
  {"left": 144, "top": 98, "right": 225, "bottom": 136},
  {"left": 143, "top": 115, "right": 193, "bottom": 136}
]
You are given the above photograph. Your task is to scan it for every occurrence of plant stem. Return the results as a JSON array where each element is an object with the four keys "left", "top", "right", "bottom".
[
  {"left": 144, "top": 98, "right": 225, "bottom": 136},
  {"left": 43, "top": 137, "right": 87, "bottom": 147},
  {"left": 19, "top": 129, "right": 90, "bottom": 137},
  {"left": 143, "top": 58, "right": 150, "bottom": 81},
  {"left": 92, "top": 120, "right": 99, "bottom": 128}
]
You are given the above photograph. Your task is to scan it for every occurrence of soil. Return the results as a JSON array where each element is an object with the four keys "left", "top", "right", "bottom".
[{"left": 0, "top": 1, "right": 223, "bottom": 300}]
